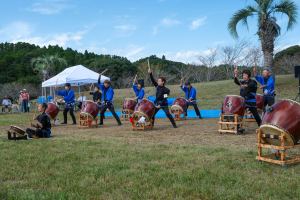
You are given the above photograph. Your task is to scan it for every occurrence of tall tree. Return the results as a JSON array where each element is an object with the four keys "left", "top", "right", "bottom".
[
  {"left": 228, "top": 0, "right": 298, "bottom": 70},
  {"left": 31, "top": 54, "right": 67, "bottom": 81}
]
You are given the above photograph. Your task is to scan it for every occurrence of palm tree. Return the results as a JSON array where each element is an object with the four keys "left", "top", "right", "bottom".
[
  {"left": 228, "top": 0, "right": 298, "bottom": 69},
  {"left": 31, "top": 54, "right": 67, "bottom": 81}
]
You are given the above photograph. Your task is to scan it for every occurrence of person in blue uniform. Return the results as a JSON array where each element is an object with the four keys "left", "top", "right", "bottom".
[
  {"left": 148, "top": 68, "right": 177, "bottom": 128},
  {"left": 56, "top": 83, "right": 76, "bottom": 125},
  {"left": 180, "top": 79, "right": 202, "bottom": 119},
  {"left": 98, "top": 75, "right": 122, "bottom": 126},
  {"left": 253, "top": 67, "right": 275, "bottom": 110},
  {"left": 132, "top": 76, "right": 145, "bottom": 103},
  {"left": 234, "top": 68, "right": 261, "bottom": 127}
]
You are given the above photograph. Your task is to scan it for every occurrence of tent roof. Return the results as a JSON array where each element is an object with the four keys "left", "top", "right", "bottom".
[{"left": 42, "top": 65, "right": 110, "bottom": 87}]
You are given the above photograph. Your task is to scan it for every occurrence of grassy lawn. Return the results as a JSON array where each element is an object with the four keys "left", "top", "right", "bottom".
[{"left": 0, "top": 75, "right": 299, "bottom": 199}]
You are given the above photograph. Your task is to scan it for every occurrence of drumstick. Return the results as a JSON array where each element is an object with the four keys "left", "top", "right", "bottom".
[
  {"left": 100, "top": 68, "right": 109, "bottom": 76},
  {"left": 147, "top": 59, "right": 151, "bottom": 71}
]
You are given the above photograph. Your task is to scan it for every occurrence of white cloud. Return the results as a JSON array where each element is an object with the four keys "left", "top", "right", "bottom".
[
  {"left": 0, "top": 21, "right": 87, "bottom": 48},
  {"left": 190, "top": 17, "right": 207, "bottom": 30},
  {"left": 29, "top": 0, "right": 69, "bottom": 15},
  {"left": 97, "top": 45, "right": 145, "bottom": 61},
  {"left": 161, "top": 18, "right": 181, "bottom": 27},
  {"left": 11, "top": 31, "right": 86, "bottom": 47},
  {"left": 152, "top": 17, "right": 181, "bottom": 35},
  {"left": 114, "top": 24, "right": 137, "bottom": 36},
  {"left": 0, "top": 21, "right": 32, "bottom": 40},
  {"left": 160, "top": 49, "right": 215, "bottom": 64}
]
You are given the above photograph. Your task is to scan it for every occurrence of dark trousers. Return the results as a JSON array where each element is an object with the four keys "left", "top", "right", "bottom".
[
  {"left": 22, "top": 100, "right": 29, "bottom": 112},
  {"left": 63, "top": 105, "right": 76, "bottom": 124},
  {"left": 263, "top": 95, "right": 275, "bottom": 112},
  {"left": 185, "top": 101, "right": 202, "bottom": 118},
  {"left": 2, "top": 105, "right": 11, "bottom": 112},
  {"left": 246, "top": 102, "right": 262, "bottom": 126},
  {"left": 100, "top": 103, "right": 121, "bottom": 125},
  {"left": 26, "top": 128, "right": 51, "bottom": 138},
  {"left": 152, "top": 106, "right": 177, "bottom": 128}
]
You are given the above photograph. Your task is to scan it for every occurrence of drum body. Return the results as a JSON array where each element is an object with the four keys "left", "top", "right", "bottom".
[
  {"left": 222, "top": 95, "right": 245, "bottom": 116},
  {"left": 81, "top": 100, "right": 99, "bottom": 119},
  {"left": 170, "top": 98, "right": 187, "bottom": 114},
  {"left": 133, "top": 99, "right": 156, "bottom": 122},
  {"left": 256, "top": 94, "right": 264, "bottom": 110},
  {"left": 260, "top": 99, "right": 300, "bottom": 146},
  {"left": 46, "top": 102, "right": 59, "bottom": 120},
  {"left": 122, "top": 98, "right": 137, "bottom": 112}
]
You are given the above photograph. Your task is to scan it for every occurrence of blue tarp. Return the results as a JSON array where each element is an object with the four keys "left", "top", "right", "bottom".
[
  {"left": 102, "top": 109, "right": 220, "bottom": 119},
  {"left": 147, "top": 96, "right": 176, "bottom": 105}
]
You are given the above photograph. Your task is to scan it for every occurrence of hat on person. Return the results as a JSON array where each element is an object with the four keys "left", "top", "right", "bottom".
[{"left": 65, "top": 83, "right": 71, "bottom": 87}]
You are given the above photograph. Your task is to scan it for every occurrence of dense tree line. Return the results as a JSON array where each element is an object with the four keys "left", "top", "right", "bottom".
[{"left": 0, "top": 42, "right": 137, "bottom": 87}]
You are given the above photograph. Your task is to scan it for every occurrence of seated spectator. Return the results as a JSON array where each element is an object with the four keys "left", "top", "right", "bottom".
[{"left": 2, "top": 96, "right": 12, "bottom": 113}]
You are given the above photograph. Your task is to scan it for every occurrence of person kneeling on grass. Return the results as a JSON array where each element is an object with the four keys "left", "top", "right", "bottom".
[
  {"left": 26, "top": 103, "right": 52, "bottom": 138},
  {"left": 148, "top": 68, "right": 177, "bottom": 128},
  {"left": 8, "top": 103, "right": 52, "bottom": 140},
  {"left": 98, "top": 75, "right": 122, "bottom": 126}
]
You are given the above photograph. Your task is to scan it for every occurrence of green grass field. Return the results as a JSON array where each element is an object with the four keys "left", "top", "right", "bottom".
[{"left": 0, "top": 75, "right": 299, "bottom": 200}]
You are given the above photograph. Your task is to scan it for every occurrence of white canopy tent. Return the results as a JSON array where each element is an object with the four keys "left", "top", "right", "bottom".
[
  {"left": 41, "top": 65, "right": 110, "bottom": 100},
  {"left": 42, "top": 65, "right": 110, "bottom": 87}
]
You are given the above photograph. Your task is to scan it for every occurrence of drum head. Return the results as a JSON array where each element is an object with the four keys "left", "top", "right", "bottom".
[
  {"left": 260, "top": 124, "right": 295, "bottom": 146},
  {"left": 170, "top": 105, "right": 184, "bottom": 113},
  {"left": 10, "top": 125, "right": 26, "bottom": 135}
]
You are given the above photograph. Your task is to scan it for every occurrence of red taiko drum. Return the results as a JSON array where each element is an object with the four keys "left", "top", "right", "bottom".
[
  {"left": 81, "top": 100, "right": 99, "bottom": 119},
  {"left": 133, "top": 99, "right": 156, "bottom": 121},
  {"left": 256, "top": 94, "right": 264, "bottom": 110},
  {"left": 122, "top": 98, "right": 137, "bottom": 112},
  {"left": 171, "top": 97, "right": 187, "bottom": 114},
  {"left": 260, "top": 99, "right": 300, "bottom": 146},
  {"left": 222, "top": 95, "right": 245, "bottom": 116},
  {"left": 46, "top": 102, "right": 59, "bottom": 120}
]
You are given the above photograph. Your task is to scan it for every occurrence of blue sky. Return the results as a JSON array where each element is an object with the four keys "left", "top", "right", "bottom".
[{"left": 0, "top": 0, "right": 299, "bottom": 63}]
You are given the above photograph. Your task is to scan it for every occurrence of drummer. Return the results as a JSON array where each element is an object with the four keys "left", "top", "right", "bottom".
[
  {"left": 234, "top": 68, "right": 261, "bottom": 126},
  {"left": 90, "top": 86, "right": 102, "bottom": 105},
  {"left": 133, "top": 76, "right": 145, "bottom": 103},
  {"left": 180, "top": 79, "right": 202, "bottom": 119},
  {"left": 148, "top": 68, "right": 177, "bottom": 128},
  {"left": 56, "top": 83, "right": 77, "bottom": 125},
  {"left": 98, "top": 75, "right": 122, "bottom": 126},
  {"left": 253, "top": 67, "right": 275, "bottom": 110},
  {"left": 26, "top": 103, "right": 51, "bottom": 138}
]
